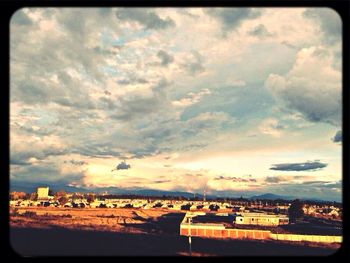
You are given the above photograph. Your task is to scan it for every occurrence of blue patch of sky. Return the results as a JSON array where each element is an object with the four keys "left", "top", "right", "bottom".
[
  {"left": 295, "top": 122, "right": 340, "bottom": 142},
  {"left": 25, "top": 108, "right": 58, "bottom": 127},
  {"left": 111, "top": 28, "right": 152, "bottom": 46},
  {"left": 101, "top": 29, "right": 115, "bottom": 46},
  {"left": 180, "top": 84, "right": 275, "bottom": 127},
  {"left": 168, "top": 45, "right": 183, "bottom": 53},
  {"left": 229, "top": 42, "right": 297, "bottom": 85},
  {"left": 100, "top": 65, "right": 119, "bottom": 75},
  {"left": 132, "top": 118, "right": 153, "bottom": 130},
  {"left": 112, "top": 38, "right": 126, "bottom": 46}
]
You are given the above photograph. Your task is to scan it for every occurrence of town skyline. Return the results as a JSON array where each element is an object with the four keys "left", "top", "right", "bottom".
[{"left": 10, "top": 8, "right": 342, "bottom": 202}]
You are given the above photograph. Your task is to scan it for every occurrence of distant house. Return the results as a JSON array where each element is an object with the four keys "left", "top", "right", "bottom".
[
  {"left": 10, "top": 191, "right": 27, "bottom": 200},
  {"left": 328, "top": 209, "right": 339, "bottom": 218},
  {"left": 63, "top": 202, "right": 73, "bottom": 208},
  {"left": 106, "top": 203, "right": 114, "bottom": 208},
  {"left": 89, "top": 201, "right": 101, "bottom": 208},
  {"left": 235, "top": 212, "right": 289, "bottom": 226},
  {"left": 9, "top": 200, "right": 18, "bottom": 207}
]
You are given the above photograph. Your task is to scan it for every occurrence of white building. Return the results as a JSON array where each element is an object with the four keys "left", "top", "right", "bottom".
[{"left": 235, "top": 212, "right": 289, "bottom": 226}]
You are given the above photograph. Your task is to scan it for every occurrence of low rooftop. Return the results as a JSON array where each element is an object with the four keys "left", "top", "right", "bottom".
[
  {"left": 189, "top": 213, "right": 235, "bottom": 227},
  {"left": 237, "top": 212, "right": 288, "bottom": 218}
]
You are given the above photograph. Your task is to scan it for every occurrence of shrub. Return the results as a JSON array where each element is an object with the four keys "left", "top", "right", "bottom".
[
  {"left": 22, "top": 211, "right": 37, "bottom": 218},
  {"left": 10, "top": 208, "right": 19, "bottom": 216}
]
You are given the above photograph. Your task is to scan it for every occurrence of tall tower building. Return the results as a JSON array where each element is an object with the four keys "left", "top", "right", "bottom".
[{"left": 37, "top": 186, "right": 49, "bottom": 200}]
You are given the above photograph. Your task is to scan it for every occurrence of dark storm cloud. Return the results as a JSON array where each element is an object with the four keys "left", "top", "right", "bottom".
[
  {"left": 113, "top": 111, "right": 232, "bottom": 159},
  {"left": 115, "top": 8, "right": 175, "bottom": 30},
  {"left": 11, "top": 164, "right": 86, "bottom": 186},
  {"left": 264, "top": 175, "right": 315, "bottom": 184},
  {"left": 11, "top": 148, "right": 68, "bottom": 166},
  {"left": 71, "top": 143, "right": 123, "bottom": 159},
  {"left": 117, "top": 76, "right": 149, "bottom": 85},
  {"left": 111, "top": 78, "right": 169, "bottom": 121},
  {"left": 301, "top": 180, "right": 331, "bottom": 185},
  {"left": 280, "top": 41, "right": 299, "bottom": 50},
  {"left": 55, "top": 97, "right": 96, "bottom": 110},
  {"left": 11, "top": 9, "right": 117, "bottom": 111},
  {"left": 129, "top": 147, "right": 162, "bottom": 159},
  {"left": 282, "top": 93, "right": 340, "bottom": 127},
  {"left": 10, "top": 157, "right": 31, "bottom": 166},
  {"left": 206, "top": 8, "right": 262, "bottom": 35},
  {"left": 64, "top": 160, "right": 88, "bottom": 166},
  {"left": 303, "top": 8, "right": 341, "bottom": 45},
  {"left": 13, "top": 80, "right": 54, "bottom": 105},
  {"left": 12, "top": 70, "right": 96, "bottom": 110},
  {"left": 99, "top": 97, "right": 116, "bottom": 110},
  {"left": 177, "top": 143, "right": 208, "bottom": 152},
  {"left": 248, "top": 24, "right": 274, "bottom": 38},
  {"left": 265, "top": 176, "right": 287, "bottom": 183},
  {"left": 116, "top": 161, "right": 131, "bottom": 170},
  {"left": 16, "top": 165, "right": 60, "bottom": 178},
  {"left": 214, "top": 176, "right": 256, "bottom": 182},
  {"left": 153, "top": 180, "right": 171, "bottom": 184},
  {"left": 270, "top": 161, "right": 327, "bottom": 171},
  {"left": 93, "top": 46, "right": 119, "bottom": 56},
  {"left": 290, "top": 95, "right": 339, "bottom": 127},
  {"left": 265, "top": 46, "right": 341, "bottom": 127},
  {"left": 13, "top": 122, "right": 51, "bottom": 136},
  {"left": 319, "top": 181, "right": 342, "bottom": 189},
  {"left": 332, "top": 130, "right": 342, "bottom": 143},
  {"left": 182, "top": 51, "right": 205, "bottom": 76},
  {"left": 157, "top": 50, "right": 174, "bottom": 66}
]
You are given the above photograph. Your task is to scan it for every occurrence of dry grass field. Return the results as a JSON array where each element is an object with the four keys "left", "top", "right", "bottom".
[{"left": 10, "top": 207, "right": 184, "bottom": 234}]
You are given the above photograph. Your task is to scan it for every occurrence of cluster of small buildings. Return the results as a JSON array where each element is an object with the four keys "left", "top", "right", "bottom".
[
  {"left": 9, "top": 187, "right": 342, "bottom": 223},
  {"left": 10, "top": 187, "right": 250, "bottom": 210},
  {"left": 9, "top": 196, "right": 245, "bottom": 211},
  {"left": 303, "top": 204, "right": 342, "bottom": 219},
  {"left": 179, "top": 211, "right": 289, "bottom": 240}
]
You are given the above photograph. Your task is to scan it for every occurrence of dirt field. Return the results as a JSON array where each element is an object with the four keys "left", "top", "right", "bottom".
[{"left": 10, "top": 207, "right": 184, "bottom": 234}]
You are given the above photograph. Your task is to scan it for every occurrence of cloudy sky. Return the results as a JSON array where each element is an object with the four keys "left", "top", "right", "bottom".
[{"left": 10, "top": 8, "right": 342, "bottom": 201}]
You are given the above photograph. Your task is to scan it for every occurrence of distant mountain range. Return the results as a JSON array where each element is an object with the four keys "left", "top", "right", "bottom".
[
  {"left": 249, "top": 193, "right": 331, "bottom": 202},
  {"left": 249, "top": 193, "right": 296, "bottom": 200},
  {"left": 9, "top": 181, "right": 335, "bottom": 202},
  {"left": 10, "top": 181, "right": 211, "bottom": 199}
]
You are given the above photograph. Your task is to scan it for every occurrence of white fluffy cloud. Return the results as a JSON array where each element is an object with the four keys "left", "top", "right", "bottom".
[
  {"left": 172, "top": 88, "right": 211, "bottom": 107},
  {"left": 258, "top": 118, "right": 285, "bottom": 137},
  {"left": 265, "top": 46, "right": 341, "bottom": 126}
]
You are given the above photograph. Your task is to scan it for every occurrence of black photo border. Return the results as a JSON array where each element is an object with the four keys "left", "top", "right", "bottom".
[{"left": 1, "top": 0, "right": 349, "bottom": 261}]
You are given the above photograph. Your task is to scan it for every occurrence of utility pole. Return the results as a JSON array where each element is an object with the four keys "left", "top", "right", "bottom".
[{"left": 188, "top": 216, "right": 192, "bottom": 256}]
